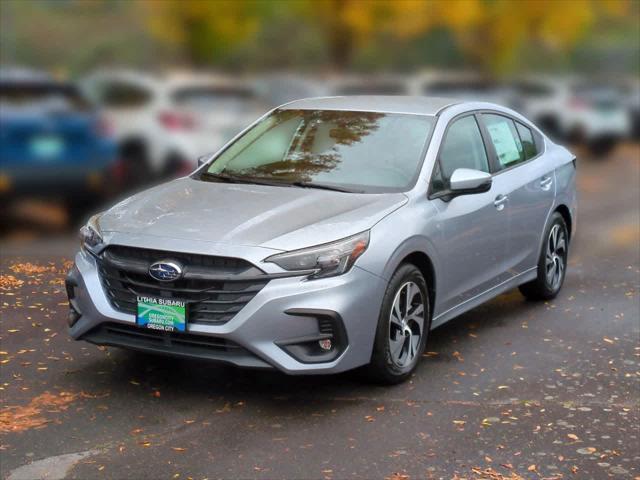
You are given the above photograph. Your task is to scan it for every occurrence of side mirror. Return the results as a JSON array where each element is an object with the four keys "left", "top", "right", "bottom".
[{"left": 449, "top": 168, "right": 492, "bottom": 194}]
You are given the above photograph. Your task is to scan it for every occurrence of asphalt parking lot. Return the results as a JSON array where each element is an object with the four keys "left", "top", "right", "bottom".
[{"left": 1, "top": 145, "right": 638, "bottom": 480}]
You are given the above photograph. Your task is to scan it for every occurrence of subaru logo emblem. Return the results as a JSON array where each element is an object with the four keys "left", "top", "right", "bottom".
[{"left": 148, "top": 260, "right": 183, "bottom": 282}]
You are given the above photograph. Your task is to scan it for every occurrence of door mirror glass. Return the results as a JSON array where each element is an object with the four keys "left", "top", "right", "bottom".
[{"left": 449, "top": 168, "right": 492, "bottom": 193}]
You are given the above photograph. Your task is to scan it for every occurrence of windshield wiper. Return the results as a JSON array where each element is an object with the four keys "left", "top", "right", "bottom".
[
  {"left": 200, "top": 172, "right": 244, "bottom": 183},
  {"left": 200, "top": 173, "right": 361, "bottom": 192},
  {"left": 289, "top": 181, "right": 362, "bottom": 193},
  {"left": 200, "top": 172, "right": 291, "bottom": 187}
]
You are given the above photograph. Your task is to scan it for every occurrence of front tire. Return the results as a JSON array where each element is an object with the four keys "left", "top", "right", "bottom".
[
  {"left": 519, "top": 212, "right": 569, "bottom": 301},
  {"left": 363, "top": 263, "right": 430, "bottom": 384}
]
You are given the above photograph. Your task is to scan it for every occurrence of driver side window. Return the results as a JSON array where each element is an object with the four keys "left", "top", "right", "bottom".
[{"left": 431, "top": 115, "right": 489, "bottom": 194}]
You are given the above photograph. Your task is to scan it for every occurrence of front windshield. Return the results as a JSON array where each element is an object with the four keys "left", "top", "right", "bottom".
[{"left": 196, "top": 109, "right": 435, "bottom": 193}]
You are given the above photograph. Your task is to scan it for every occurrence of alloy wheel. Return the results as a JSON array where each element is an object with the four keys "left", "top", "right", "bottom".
[
  {"left": 388, "top": 281, "right": 425, "bottom": 368},
  {"left": 546, "top": 224, "right": 567, "bottom": 291}
]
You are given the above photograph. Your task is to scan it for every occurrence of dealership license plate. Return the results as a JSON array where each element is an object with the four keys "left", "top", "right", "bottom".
[
  {"left": 136, "top": 296, "right": 186, "bottom": 332},
  {"left": 30, "top": 135, "right": 64, "bottom": 158}
]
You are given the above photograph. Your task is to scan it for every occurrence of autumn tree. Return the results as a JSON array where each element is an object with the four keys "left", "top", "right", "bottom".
[
  {"left": 307, "top": 0, "right": 632, "bottom": 74},
  {"left": 144, "top": 0, "right": 263, "bottom": 67},
  {"left": 143, "top": 0, "right": 633, "bottom": 74}
]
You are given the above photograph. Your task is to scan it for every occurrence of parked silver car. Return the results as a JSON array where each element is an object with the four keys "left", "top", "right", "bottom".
[{"left": 66, "top": 96, "right": 577, "bottom": 383}]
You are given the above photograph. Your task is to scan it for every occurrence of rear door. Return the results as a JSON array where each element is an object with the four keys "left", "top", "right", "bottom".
[
  {"left": 429, "top": 114, "right": 511, "bottom": 316},
  {"left": 479, "top": 113, "right": 555, "bottom": 276}
]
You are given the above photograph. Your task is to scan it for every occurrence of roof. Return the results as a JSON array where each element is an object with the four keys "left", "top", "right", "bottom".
[{"left": 279, "top": 95, "right": 459, "bottom": 116}]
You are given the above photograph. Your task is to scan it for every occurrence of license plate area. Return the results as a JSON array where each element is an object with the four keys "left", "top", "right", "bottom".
[
  {"left": 136, "top": 296, "right": 187, "bottom": 332},
  {"left": 30, "top": 135, "right": 65, "bottom": 159}
]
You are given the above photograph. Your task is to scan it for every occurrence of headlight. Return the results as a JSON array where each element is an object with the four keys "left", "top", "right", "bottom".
[
  {"left": 79, "top": 214, "right": 103, "bottom": 251},
  {"left": 265, "top": 231, "right": 369, "bottom": 279}
]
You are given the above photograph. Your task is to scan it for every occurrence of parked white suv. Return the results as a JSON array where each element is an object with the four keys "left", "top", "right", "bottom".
[
  {"left": 81, "top": 70, "right": 267, "bottom": 185},
  {"left": 510, "top": 76, "right": 630, "bottom": 155},
  {"left": 410, "top": 71, "right": 514, "bottom": 105}
]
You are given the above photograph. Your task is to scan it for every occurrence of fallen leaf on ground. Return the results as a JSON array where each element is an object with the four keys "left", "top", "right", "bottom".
[
  {"left": 386, "top": 473, "right": 409, "bottom": 480},
  {"left": 0, "top": 275, "right": 24, "bottom": 290},
  {"left": 0, "top": 391, "right": 78, "bottom": 433}
]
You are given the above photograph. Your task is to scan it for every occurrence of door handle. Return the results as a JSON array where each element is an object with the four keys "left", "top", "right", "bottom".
[
  {"left": 494, "top": 194, "right": 508, "bottom": 211},
  {"left": 540, "top": 176, "right": 553, "bottom": 191}
]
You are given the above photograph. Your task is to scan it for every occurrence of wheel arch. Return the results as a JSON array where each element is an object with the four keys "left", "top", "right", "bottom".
[
  {"left": 401, "top": 251, "right": 436, "bottom": 319},
  {"left": 554, "top": 204, "right": 572, "bottom": 241},
  {"left": 369, "top": 231, "right": 441, "bottom": 321}
]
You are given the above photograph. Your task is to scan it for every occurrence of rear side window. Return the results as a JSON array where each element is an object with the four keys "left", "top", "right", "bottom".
[
  {"left": 100, "top": 82, "right": 151, "bottom": 108},
  {"left": 482, "top": 114, "right": 524, "bottom": 169},
  {"left": 513, "top": 81, "right": 553, "bottom": 97},
  {"left": 0, "top": 83, "right": 89, "bottom": 111},
  {"left": 432, "top": 115, "right": 489, "bottom": 194},
  {"left": 515, "top": 122, "right": 538, "bottom": 159}
]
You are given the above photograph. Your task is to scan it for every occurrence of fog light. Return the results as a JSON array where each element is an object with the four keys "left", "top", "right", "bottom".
[{"left": 318, "top": 339, "right": 332, "bottom": 351}]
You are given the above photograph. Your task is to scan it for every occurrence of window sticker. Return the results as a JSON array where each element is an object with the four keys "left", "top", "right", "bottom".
[{"left": 487, "top": 122, "right": 521, "bottom": 166}]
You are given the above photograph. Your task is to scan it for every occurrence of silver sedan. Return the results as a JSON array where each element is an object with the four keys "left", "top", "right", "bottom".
[{"left": 67, "top": 96, "right": 577, "bottom": 383}]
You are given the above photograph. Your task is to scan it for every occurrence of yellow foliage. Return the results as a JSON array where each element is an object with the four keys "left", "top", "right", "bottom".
[
  {"left": 143, "top": 0, "right": 259, "bottom": 56},
  {"left": 142, "top": 0, "right": 631, "bottom": 72},
  {"left": 303, "top": 0, "right": 613, "bottom": 71}
]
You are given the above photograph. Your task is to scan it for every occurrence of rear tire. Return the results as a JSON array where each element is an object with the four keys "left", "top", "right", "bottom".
[
  {"left": 119, "top": 140, "right": 150, "bottom": 189},
  {"left": 161, "top": 152, "right": 189, "bottom": 180},
  {"left": 362, "top": 263, "right": 430, "bottom": 384},
  {"left": 519, "top": 212, "right": 569, "bottom": 301},
  {"left": 537, "top": 116, "right": 561, "bottom": 141},
  {"left": 588, "top": 138, "right": 616, "bottom": 157},
  {"left": 65, "top": 195, "right": 101, "bottom": 228}
]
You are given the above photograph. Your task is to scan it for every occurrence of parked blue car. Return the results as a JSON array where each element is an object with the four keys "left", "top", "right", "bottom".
[{"left": 0, "top": 68, "right": 118, "bottom": 214}]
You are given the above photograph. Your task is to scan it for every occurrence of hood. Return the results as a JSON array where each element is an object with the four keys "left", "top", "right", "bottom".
[{"left": 99, "top": 178, "right": 407, "bottom": 251}]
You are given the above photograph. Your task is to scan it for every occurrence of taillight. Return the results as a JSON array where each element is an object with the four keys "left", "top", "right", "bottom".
[
  {"left": 158, "top": 111, "right": 196, "bottom": 130},
  {"left": 569, "top": 97, "right": 588, "bottom": 109}
]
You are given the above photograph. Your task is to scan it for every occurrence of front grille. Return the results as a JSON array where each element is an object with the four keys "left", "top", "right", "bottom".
[{"left": 96, "top": 245, "right": 269, "bottom": 326}]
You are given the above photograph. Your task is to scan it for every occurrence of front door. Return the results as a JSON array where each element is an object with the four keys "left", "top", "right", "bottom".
[{"left": 429, "top": 114, "right": 511, "bottom": 317}]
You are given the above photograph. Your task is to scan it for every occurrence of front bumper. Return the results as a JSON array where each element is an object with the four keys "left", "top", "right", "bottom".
[{"left": 67, "top": 248, "right": 386, "bottom": 374}]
